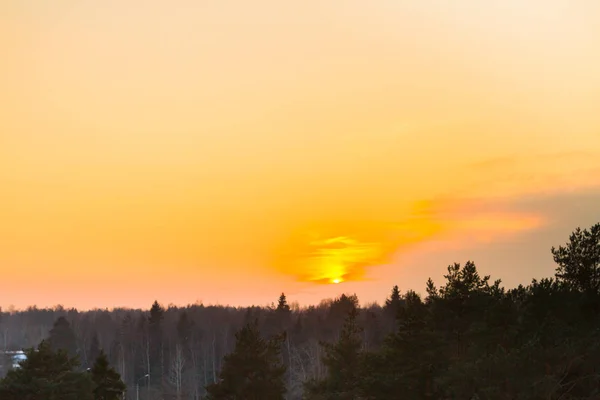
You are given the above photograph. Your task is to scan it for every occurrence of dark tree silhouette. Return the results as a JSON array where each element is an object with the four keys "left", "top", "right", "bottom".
[
  {"left": 90, "top": 350, "right": 126, "bottom": 400},
  {"left": 552, "top": 222, "right": 600, "bottom": 292},
  {"left": 383, "top": 285, "right": 402, "bottom": 316},
  {"left": 277, "top": 293, "right": 291, "bottom": 314},
  {"left": 362, "top": 290, "right": 437, "bottom": 399},
  {"left": 205, "top": 320, "right": 286, "bottom": 400},
  {"left": 305, "top": 306, "right": 363, "bottom": 399},
  {"left": 48, "top": 316, "right": 78, "bottom": 358}
]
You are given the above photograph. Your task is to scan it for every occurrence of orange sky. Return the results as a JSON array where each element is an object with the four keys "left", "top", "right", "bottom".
[{"left": 1, "top": 1, "right": 600, "bottom": 310}]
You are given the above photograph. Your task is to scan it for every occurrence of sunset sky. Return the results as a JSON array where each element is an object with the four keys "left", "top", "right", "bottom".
[{"left": 1, "top": 1, "right": 600, "bottom": 310}]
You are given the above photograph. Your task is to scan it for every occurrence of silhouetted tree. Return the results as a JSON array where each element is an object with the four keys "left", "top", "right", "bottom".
[
  {"left": 384, "top": 285, "right": 402, "bottom": 316},
  {"left": 305, "top": 306, "right": 363, "bottom": 399},
  {"left": 49, "top": 316, "right": 78, "bottom": 358},
  {"left": 552, "top": 223, "right": 600, "bottom": 293},
  {"left": 277, "top": 293, "right": 291, "bottom": 314},
  {"left": 362, "top": 290, "right": 438, "bottom": 399},
  {"left": 90, "top": 350, "right": 126, "bottom": 400},
  {"left": 205, "top": 320, "right": 286, "bottom": 400}
]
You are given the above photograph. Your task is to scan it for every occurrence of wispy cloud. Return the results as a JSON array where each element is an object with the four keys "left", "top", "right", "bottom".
[{"left": 273, "top": 197, "right": 545, "bottom": 285}]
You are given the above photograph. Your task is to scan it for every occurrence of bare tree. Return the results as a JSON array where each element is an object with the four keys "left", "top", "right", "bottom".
[{"left": 168, "top": 344, "right": 185, "bottom": 400}]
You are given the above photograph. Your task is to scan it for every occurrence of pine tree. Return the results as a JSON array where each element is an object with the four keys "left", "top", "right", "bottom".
[
  {"left": 148, "top": 300, "right": 164, "bottom": 387},
  {"left": 362, "top": 291, "right": 438, "bottom": 399},
  {"left": 267, "top": 293, "right": 292, "bottom": 335},
  {"left": 0, "top": 340, "right": 94, "bottom": 400},
  {"left": 552, "top": 223, "right": 600, "bottom": 293},
  {"left": 90, "top": 350, "right": 126, "bottom": 400},
  {"left": 384, "top": 285, "right": 403, "bottom": 315},
  {"left": 205, "top": 320, "right": 286, "bottom": 400},
  {"left": 49, "top": 316, "right": 78, "bottom": 358},
  {"left": 305, "top": 307, "right": 364, "bottom": 399},
  {"left": 276, "top": 293, "right": 291, "bottom": 314},
  {"left": 329, "top": 294, "right": 359, "bottom": 318}
]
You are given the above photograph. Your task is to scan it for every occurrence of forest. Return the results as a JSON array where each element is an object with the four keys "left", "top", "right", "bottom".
[{"left": 0, "top": 222, "right": 599, "bottom": 399}]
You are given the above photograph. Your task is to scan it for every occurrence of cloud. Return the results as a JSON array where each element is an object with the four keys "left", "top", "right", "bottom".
[{"left": 271, "top": 197, "right": 545, "bottom": 285}]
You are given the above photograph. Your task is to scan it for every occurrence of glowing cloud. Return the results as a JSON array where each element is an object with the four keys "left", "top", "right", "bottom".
[
  {"left": 270, "top": 204, "right": 446, "bottom": 284},
  {"left": 295, "top": 235, "right": 387, "bottom": 284},
  {"left": 272, "top": 200, "right": 546, "bottom": 285}
]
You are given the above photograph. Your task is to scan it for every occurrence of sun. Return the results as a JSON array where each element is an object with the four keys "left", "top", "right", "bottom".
[{"left": 332, "top": 278, "right": 342, "bottom": 284}]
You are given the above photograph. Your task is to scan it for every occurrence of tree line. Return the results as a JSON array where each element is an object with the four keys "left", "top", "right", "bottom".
[{"left": 1, "top": 222, "right": 599, "bottom": 399}]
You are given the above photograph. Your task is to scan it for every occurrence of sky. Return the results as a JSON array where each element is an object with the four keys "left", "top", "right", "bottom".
[{"left": 1, "top": 0, "right": 599, "bottom": 310}]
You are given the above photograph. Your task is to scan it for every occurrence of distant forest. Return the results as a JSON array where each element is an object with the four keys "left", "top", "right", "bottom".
[{"left": 1, "top": 222, "right": 599, "bottom": 400}]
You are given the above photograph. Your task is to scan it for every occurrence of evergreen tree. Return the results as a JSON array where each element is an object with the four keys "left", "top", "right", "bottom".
[
  {"left": 305, "top": 306, "right": 364, "bottom": 400},
  {"left": 90, "top": 350, "right": 126, "bottom": 400},
  {"left": 326, "top": 293, "right": 360, "bottom": 335},
  {"left": 552, "top": 223, "right": 600, "bottom": 293},
  {"left": 206, "top": 320, "right": 286, "bottom": 400},
  {"left": 329, "top": 294, "right": 359, "bottom": 319},
  {"left": 266, "top": 293, "right": 292, "bottom": 335},
  {"left": 0, "top": 340, "right": 93, "bottom": 400},
  {"left": 384, "top": 285, "right": 403, "bottom": 316},
  {"left": 148, "top": 300, "right": 164, "bottom": 386},
  {"left": 276, "top": 293, "right": 291, "bottom": 314},
  {"left": 48, "top": 316, "right": 78, "bottom": 358},
  {"left": 362, "top": 291, "right": 438, "bottom": 399}
]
